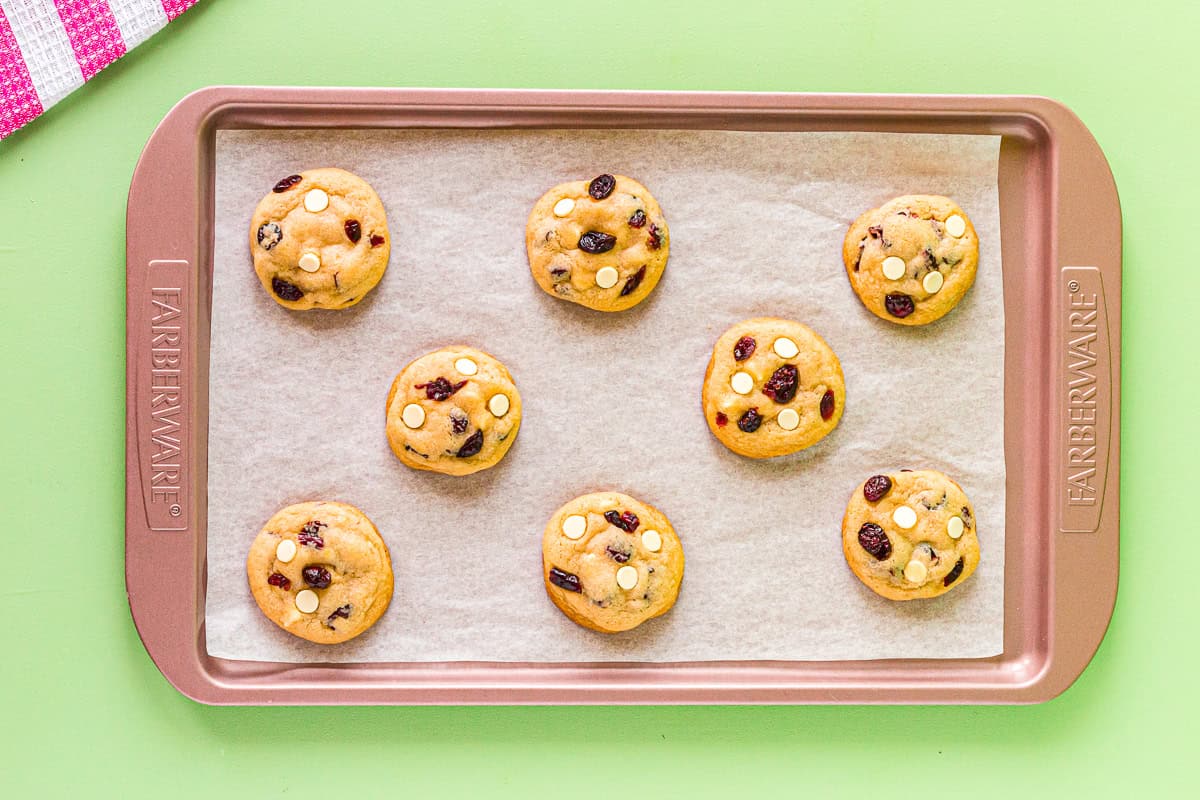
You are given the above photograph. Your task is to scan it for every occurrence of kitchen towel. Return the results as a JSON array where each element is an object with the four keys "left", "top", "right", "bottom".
[{"left": 0, "top": 0, "right": 198, "bottom": 139}]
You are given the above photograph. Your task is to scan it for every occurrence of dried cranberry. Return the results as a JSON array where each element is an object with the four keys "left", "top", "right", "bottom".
[
  {"left": 606, "top": 546, "right": 631, "bottom": 563},
  {"left": 737, "top": 408, "right": 763, "bottom": 432},
  {"left": 415, "top": 377, "right": 467, "bottom": 401},
  {"left": 369, "top": 234, "right": 385, "bottom": 247},
  {"left": 762, "top": 365, "right": 798, "bottom": 404},
  {"left": 715, "top": 412, "right": 728, "bottom": 427},
  {"left": 272, "top": 277, "right": 303, "bottom": 302},
  {"left": 450, "top": 410, "right": 469, "bottom": 435},
  {"left": 604, "top": 510, "right": 640, "bottom": 532},
  {"left": 297, "top": 534, "right": 324, "bottom": 550},
  {"left": 923, "top": 247, "right": 937, "bottom": 269},
  {"left": 324, "top": 604, "right": 352, "bottom": 628},
  {"left": 456, "top": 429, "right": 484, "bottom": 458},
  {"left": 588, "top": 173, "right": 616, "bottom": 200},
  {"left": 267, "top": 572, "right": 291, "bottom": 590},
  {"left": 961, "top": 506, "right": 973, "bottom": 529},
  {"left": 628, "top": 209, "right": 647, "bottom": 228},
  {"left": 854, "top": 241, "right": 864, "bottom": 271},
  {"left": 647, "top": 224, "right": 663, "bottom": 250},
  {"left": 549, "top": 568, "right": 582, "bottom": 593},
  {"left": 868, "top": 224, "right": 883, "bottom": 239},
  {"left": 272, "top": 174, "right": 302, "bottom": 193},
  {"left": 578, "top": 231, "right": 617, "bottom": 254},
  {"left": 298, "top": 521, "right": 325, "bottom": 549},
  {"left": 943, "top": 557, "right": 965, "bottom": 587},
  {"left": 733, "top": 336, "right": 757, "bottom": 361},
  {"left": 344, "top": 219, "right": 362, "bottom": 243},
  {"left": 857, "top": 523, "right": 891, "bottom": 560},
  {"left": 820, "top": 389, "right": 835, "bottom": 420},
  {"left": 257, "top": 222, "right": 283, "bottom": 250},
  {"left": 302, "top": 566, "right": 332, "bottom": 589},
  {"left": 885, "top": 293, "right": 915, "bottom": 318},
  {"left": 619, "top": 265, "right": 647, "bottom": 297},
  {"left": 863, "top": 475, "right": 893, "bottom": 502}
]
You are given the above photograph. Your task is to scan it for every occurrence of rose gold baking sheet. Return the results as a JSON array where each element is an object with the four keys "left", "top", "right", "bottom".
[{"left": 126, "top": 88, "right": 1120, "bottom": 704}]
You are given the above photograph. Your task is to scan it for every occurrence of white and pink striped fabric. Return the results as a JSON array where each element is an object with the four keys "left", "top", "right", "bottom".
[{"left": 0, "top": 0, "right": 198, "bottom": 140}]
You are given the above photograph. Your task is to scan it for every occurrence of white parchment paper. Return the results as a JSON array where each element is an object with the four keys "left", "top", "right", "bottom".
[{"left": 206, "top": 129, "right": 1005, "bottom": 663}]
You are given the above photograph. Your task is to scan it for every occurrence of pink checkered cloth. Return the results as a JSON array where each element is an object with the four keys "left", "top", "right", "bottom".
[{"left": 0, "top": 0, "right": 198, "bottom": 140}]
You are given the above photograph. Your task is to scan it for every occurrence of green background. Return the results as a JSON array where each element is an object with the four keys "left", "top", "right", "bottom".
[{"left": 2, "top": 0, "right": 1194, "bottom": 795}]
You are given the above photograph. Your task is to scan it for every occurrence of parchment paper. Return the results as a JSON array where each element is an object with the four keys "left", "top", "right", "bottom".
[{"left": 206, "top": 128, "right": 1005, "bottom": 663}]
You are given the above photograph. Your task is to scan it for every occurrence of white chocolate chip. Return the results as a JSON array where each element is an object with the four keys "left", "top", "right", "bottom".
[
  {"left": 730, "top": 371, "right": 754, "bottom": 395},
  {"left": 401, "top": 403, "right": 425, "bottom": 429},
  {"left": 454, "top": 357, "right": 478, "bottom": 376},
  {"left": 616, "top": 565, "right": 639, "bottom": 590},
  {"left": 772, "top": 337, "right": 799, "bottom": 359},
  {"left": 777, "top": 408, "right": 800, "bottom": 430},
  {"left": 295, "top": 589, "right": 319, "bottom": 614},
  {"left": 562, "top": 514, "right": 587, "bottom": 540},
  {"left": 881, "top": 256, "right": 906, "bottom": 281},
  {"left": 553, "top": 197, "right": 576, "bottom": 217},
  {"left": 923, "top": 270, "right": 944, "bottom": 294},
  {"left": 303, "top": 188, "right": 329, "bottom": 213},
  {"left": 641, "top": 530, "right": 662, "bottom": 552},
  {"left": 892, "top": 505, "right": 918, "bottom": 530},
  {"left": 298, "top": 252, "right": 321, "bottom": 272},
  {"left": 947, "top": 516, "right": 965, "bottom": 540},
  {"left": 275, "top": 539, "right": 297, "bottom": 563},
  {"left": 595, "top": 266, "right": 619, "bottom": 289},
  {"left": 488, "top": 394, "right": 510, "bottom": 417},
  {"left": 945, "top": 214, "right": 966, "bottom": 238},
  {"left": 903, "top": 559, "right": 928, "bottom": 583}
]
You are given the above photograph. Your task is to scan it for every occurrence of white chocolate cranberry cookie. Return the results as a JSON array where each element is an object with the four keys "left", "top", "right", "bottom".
[
  {"left": 701, "top": 317, "right": 845, "bottom": 458},
  {"left": 842, "top": 194, "right": 979, "bottom": 325},
  {"left": 526, "top": 173, "right": 668, "bottom": 312},
  {"left": 542, "top": 492, "right": 684, "bottom": 633},
  {"left": 385, "top": 346, "right": 522, "bottom": 476},
  {"left": 841, "top": 470, "right": 980, "bottom": 601},
  {"left": 247, "top": 501, "right": 393, "bottom": 644},
  {"left": 249, "top": 168, "right": 390, "bottom": 310}
]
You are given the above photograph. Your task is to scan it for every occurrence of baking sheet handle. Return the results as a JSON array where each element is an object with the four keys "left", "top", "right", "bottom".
[
  {"left": 1043, "top": 95, "right": 1121, "bottom": 697},
  {"left": 125, "top": 92, "right": 211, "bottom": 701}
]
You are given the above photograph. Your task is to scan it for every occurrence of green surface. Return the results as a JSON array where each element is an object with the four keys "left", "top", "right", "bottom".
[{"left": 1, "top": 0, "right": 1194, "bottom": 795}]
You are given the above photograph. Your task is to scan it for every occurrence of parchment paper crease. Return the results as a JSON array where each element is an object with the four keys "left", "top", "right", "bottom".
[{"left": 206, "top": 129, "right": 1005, "bottom": 663}]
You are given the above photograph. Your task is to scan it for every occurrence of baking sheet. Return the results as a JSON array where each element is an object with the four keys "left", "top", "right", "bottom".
[{"left": 206, "top": 128, "right": 1005, "bottom": 663}]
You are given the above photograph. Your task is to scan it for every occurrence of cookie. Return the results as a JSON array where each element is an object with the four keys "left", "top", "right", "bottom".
[
  {"left": 247, "top": 501, "right": 393, "bottom": 643},
  {"left": 542, "top": 492, "right": 684, "bottom": 633},
  {"left": 842, "top": 194, "right": 979, "bottom": 325},
  {"left": 841, "top": 470, "right": 980, "bottom": 601},
  {"left": 385, "top": 345, "right": 522, "bottom": 476},
  {"left": 249, "top": 167, "right": 391, "bottom": 310},
  {"left": 526, "top": 173, "right": 669, "bottom": 312},
  {"left": 701, "top": 317, "right": 845, "bottom": 458}
]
